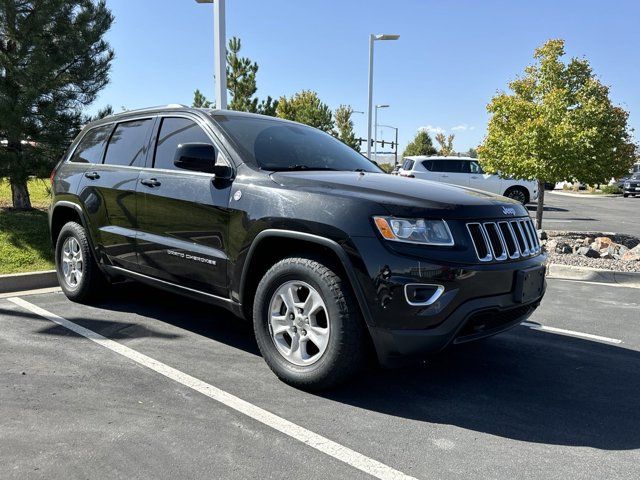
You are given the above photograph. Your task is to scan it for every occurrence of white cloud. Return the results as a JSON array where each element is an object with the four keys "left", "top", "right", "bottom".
[
  {"left": 451, "top": 124, "right": 476, "bottom": 131},
  {"left": 419, "top": 125, "right": 445, "bottom": 134}
]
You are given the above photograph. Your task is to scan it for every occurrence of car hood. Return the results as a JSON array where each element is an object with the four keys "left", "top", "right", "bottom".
[{"left": 270, "top": 171, "right": 529, "bottom": 219}]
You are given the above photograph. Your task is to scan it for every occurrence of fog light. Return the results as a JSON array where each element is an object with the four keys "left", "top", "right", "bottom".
[{"left": 404, "top": 284, "right": 445, "bottom": 306}]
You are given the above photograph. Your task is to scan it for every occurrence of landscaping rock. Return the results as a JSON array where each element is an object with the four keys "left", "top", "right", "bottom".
[
  {"left": 556, "top": 243, "right": 573, "bottom": 254},
  {"left": 594, "top": 236, "right": 614, "bottom": 250},
  {"left": 577, "top": 246, "right": 600, "bottom": 258},
  {"left": 539, "top": 230, "right": 548, "bottom": 241}
]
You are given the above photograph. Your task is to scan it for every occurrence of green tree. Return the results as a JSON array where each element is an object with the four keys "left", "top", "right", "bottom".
[
  {"left": 402, "top": 130, "right": 437, "bottom": 157},
  {"left": 192, "top": 89, "right": 212, "bottom": 108},
  {"left": 276, "top": 90, "right": 334, "bottom": 132},
  {"left": 0, "top": 0, "right": 114, "bottom": 209},
  {"left": 333, "top": 104, "right": 359, "bottom": 151},
  {"left": 466, "top": 147, "right": 478, "bottom": 158},
  {"left": 435, "top": 133, "right": 455, "bottom": 156},
  {"left": 478, "top": 39, "right": 636, "bottom": 227}
]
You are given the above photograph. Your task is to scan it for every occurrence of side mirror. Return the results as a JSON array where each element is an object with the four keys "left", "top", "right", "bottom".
[{"left": 174, "top": 143, "right": 216, "bottom": 173}]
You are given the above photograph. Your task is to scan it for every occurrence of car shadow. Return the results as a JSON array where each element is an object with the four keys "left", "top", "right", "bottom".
[
  {"left": 323, "top": 329, "right": 640, "bottom": 451},
  {"left": 20, "top": 282, "right": 638, "bottom": 451}
]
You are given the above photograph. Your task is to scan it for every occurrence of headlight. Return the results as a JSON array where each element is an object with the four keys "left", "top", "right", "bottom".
[
  {"left": 625, "top": 182, "right": 631, "bottom": 188},
  {"left": 373, "top": 217, "right": 454, "bottom": 246}
]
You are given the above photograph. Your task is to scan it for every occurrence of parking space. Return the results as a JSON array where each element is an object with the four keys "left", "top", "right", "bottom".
[
  {"left": 537, "top": 193, "right": 640, "bottom": 236},
  {"left": 2, "top": 279, "right": 639, "bottom": 480}
]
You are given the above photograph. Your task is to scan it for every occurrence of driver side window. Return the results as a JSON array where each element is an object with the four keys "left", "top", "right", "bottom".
[{"left": 154, "top": 117, "right": 215, "bottom": 171}]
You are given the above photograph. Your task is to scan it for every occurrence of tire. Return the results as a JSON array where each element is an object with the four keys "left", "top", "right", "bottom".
[
  {"left": 253, "top": 257, "right": 366, "bottom": 391},
  {"left": 623, "top": 194, "right": 629, "bottom": 198},
  {"left": 55, "top": 222, "right": 109, "bottom": 303},
  {"left": 504, "top": 186, "right": 529, "bottom": 205}
]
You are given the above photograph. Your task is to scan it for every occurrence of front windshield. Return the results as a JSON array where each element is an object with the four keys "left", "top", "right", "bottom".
[{"left": 212, "top": 114, "right": 382, "bottom": 173}]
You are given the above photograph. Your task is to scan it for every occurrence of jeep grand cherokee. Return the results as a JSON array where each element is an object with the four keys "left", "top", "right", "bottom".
[{"left": 49, "top": 106, "right": 547, "bottom": 390}]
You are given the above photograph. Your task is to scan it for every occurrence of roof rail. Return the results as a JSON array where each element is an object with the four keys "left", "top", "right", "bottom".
[{"left": 114, "top": 104, "right": 190, "bottom": 116}]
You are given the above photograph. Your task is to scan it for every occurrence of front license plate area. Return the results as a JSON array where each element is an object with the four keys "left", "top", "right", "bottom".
[{"left": 514, "top": 266, "right": 546, "bottom": 303}]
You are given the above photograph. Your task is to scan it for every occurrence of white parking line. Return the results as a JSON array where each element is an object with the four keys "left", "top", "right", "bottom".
[
  {"left": 7, "top": 297, "right": 417, "bottom": 480},
  {"left": 521, "top": 321, "right": 622, "bottom": 344}
]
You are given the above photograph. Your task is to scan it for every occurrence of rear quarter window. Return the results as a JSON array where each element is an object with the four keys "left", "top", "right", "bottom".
[
  {"left": 69, "top": 124, "right": 113, "bottom": 164},
  {"left": 402, "top": 159, "right": 415, "bottom": 170}
]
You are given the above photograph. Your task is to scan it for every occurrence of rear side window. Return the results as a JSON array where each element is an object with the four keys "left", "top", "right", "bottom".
[
  {"left": 69, "top": 125, "right": 113, "bottom": 164},
  {"left": 103, "top": 119, "right": 153, "bottom": 167},
  {"left": 422, "top": 160, "right": 433, "bottom": 171},
  {"left": 431, "top": 160, "right": 465, "bottom": 173},
  {"left": 402, "top": 159, "right": 415, "bottom": 170},
  {"left": 154, "top": 117, "right": 214, "bottom": 171}
]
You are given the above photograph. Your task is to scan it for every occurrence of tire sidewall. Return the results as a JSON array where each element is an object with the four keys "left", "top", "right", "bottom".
[
  {"left": 55, "top": 222, "right": 96, "bottom": 300},
  {"left": 254, "top": 261, "right": 351, "bottom": 384}
]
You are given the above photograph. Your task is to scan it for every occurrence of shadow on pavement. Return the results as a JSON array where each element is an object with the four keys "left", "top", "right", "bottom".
[
  {"left": 15, "top": 282, "right": 638, "bottom": 451},
  {"left": 324, "top": 329, "right": 640, "bottom": 451}
]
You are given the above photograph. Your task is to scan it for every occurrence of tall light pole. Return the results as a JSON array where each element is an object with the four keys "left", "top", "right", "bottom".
[
  {"left": 374, "top": 104, "right": 389, "bottom": 162},
  {"left": 196, "top": 0, "right": 227, "bottom": 109},
  {"left": 366, "top": 33, "right": 399, "bottom": 160},
  {"left": 379, "top": 124, "right": 399, "bottom": 166}
]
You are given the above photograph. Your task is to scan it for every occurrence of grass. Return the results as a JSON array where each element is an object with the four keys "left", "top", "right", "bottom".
[{"left": 0, "top": 178, "right": 54, "bottom": 274}]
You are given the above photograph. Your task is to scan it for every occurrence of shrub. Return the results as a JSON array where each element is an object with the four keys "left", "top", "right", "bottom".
[{"left": 601, "top": 184, "right": 622, "bottom": 194}]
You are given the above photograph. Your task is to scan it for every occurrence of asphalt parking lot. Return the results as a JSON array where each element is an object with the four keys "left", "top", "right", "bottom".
[
  {"left": 536, "top": 192, "right": 640, "bottom": 236},
  {"left": 2, "top": 278, "right": 639, "bottom": 480}
]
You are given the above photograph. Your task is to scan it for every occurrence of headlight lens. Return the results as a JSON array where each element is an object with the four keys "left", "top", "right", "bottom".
[
  {"left": 625, "top": 182, "right": 631, "bottom": 188},
  {"left": 373, "top": 217, "right": 454, "bottom": 245}
]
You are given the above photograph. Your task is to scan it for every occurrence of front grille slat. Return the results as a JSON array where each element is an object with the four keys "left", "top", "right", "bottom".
[{"left": 468, "top": 217, "right": 539, "bottom": 262}]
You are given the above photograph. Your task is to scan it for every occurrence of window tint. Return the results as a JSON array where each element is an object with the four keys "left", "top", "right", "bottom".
[
  {"left": 431, "top": 160, "right": 465, "bottom": 173},
  {"left": 422, "top": 160, "right": 433, "bottom": 171},
  {"left": 402, "top": 159, "right": 415, "bottom": 170},
  {"left": 69, "top": 125, "right": 113, "bottom": 164},
  {"left": 103, "top": 119, "right": 153, "bottom": 167},
  {"left": 154, "top": 117, "right": 214, "bottom": 171}
]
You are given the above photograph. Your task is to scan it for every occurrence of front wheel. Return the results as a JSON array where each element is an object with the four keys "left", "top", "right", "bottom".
[{"left": 253, "top": 257, "right": 366, "bottom": 391}]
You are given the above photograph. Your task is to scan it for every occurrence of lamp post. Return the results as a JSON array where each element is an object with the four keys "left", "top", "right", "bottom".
[
  {"left": 366, "top": 33, "right": 399, "bottom": 160},
  {"left": 195, "top": 0, "right": 227, "bottom": 109},
  {"left": 379, "top": 124, "right": 399, "bottom": 166},
  {"left": 374, "top": 104, "right": 389, "bottom": 162}
]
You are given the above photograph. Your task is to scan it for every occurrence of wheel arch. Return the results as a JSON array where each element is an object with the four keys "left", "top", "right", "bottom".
[
  {"left": 50, "top": 201, "right": 88, "bottom": 247},
  {"left": 503, "top": 185, "right": 530, "bottom": 204},
  {"left": 238, "top": 230, "right": 374, "bottom": 328}
]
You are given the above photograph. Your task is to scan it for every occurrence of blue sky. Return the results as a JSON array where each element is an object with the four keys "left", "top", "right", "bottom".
[{"left": 95, "top": 0, "right": 639, "bottom": 153}]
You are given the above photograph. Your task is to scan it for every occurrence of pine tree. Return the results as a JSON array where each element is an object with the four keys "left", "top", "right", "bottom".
[
  {"left": 402, "top": 130, "right": 437, "bottom": 157},
  {"left": 276, "top": 90, "right": 334, "bottom": 133},
  {"left": 192, "top": 89, "right": 212, "bottom": 108},
  {"left": 333, "top": 105, "right": 359, "bottom": 151},
  {"left": 0, "top": 0, "right": 114, "bottom": 209}
]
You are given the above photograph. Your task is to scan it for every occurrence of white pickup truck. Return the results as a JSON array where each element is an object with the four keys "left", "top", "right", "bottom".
[{"left": 398, "top": 156, "right": 538, "bottom": 205}]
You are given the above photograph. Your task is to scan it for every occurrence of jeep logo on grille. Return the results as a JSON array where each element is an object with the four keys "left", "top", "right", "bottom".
[{"left": 502, "top": 207, "right": 516, "bottom": 216}]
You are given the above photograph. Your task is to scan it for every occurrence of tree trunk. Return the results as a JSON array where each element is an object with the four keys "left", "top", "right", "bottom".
[
  {"left": 535, "top": 179, "right": 545, "bottom": 230},
  {"left": 10, "top": 179, "right": 32, "bottom": 210}
]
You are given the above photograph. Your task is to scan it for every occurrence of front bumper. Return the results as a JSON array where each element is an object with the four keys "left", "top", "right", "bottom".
[
  {"left": 348, "top": 236, "right": 547, "bottom": 366},
  {"left": 624, "top": 183, "right": 640, "bottom": 195}
]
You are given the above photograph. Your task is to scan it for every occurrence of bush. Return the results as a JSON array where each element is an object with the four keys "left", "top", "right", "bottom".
[
  {"left": 601, "top": 184, "right": 622, "bottom": 194},
  {"left": 377, "top": 163, "right": 396, "bottom": 174}
]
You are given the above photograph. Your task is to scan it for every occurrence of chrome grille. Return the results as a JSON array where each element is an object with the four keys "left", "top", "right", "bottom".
[{"left": 467, "top": 218, "right": 540, "bottom": 262}]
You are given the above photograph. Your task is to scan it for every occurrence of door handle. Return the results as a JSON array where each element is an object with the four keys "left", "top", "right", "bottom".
[
  {"left": 441, "top": 175, "right": 449, "bottom": 178},
  {"left": 84, "top": 171, "right": 100, "bottom": 180},
  {"left": 140, "top": 178, "right": 161, "bottom": 188},
  {"left": 470, "top": 175, "right": 478, "bottom": 179}
]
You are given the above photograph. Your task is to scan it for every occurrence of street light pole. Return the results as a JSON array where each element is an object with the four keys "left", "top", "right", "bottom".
[
  {"left": 366, "top": 34, "right": 399, "bottom": 160},
  {"left": 196, "top": 0, "right": 227, "bottom": 109}
]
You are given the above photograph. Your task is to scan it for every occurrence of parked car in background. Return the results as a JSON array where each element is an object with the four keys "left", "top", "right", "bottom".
[
  {"left": 616, "top": 162, "right": 640, "bottom": 190},
  {"left": 623, "top": 173, "right": 640, "bottom": 197},
  {"left": 398, "top": 156, "right": 538, "bottom": 205}
]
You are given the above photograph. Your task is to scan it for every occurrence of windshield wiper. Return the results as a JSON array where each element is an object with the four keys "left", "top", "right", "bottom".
[{"left": 270, "top": 165, "right": 338, "bottom": 172}]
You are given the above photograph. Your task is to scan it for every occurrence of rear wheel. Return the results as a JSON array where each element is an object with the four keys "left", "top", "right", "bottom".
[
  {"left": 55, "top": 222, "right": 108, "bottom": 303},
  {"left": 504, "top": 186, "right": 529, "bottom": 205},
  {"left": 253, "top": 257, "right": 366, "bottom": 391},
  {"left": 623, "top": 193, "right": 630, "bottom": 198}
]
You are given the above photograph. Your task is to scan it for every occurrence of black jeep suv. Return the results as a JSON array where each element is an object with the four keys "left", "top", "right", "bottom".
[{"left": 49, "top": 106, "right": 546, "bottom": 390}]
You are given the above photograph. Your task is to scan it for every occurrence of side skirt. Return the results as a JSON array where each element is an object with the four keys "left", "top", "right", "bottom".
[{"left": 104, "top": 265, "right": 244, "bottom": 318}]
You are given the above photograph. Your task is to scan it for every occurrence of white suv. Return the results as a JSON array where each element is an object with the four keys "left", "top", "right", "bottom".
[{"left": 398, "top": 156, "right": 538, "bottom": 204}]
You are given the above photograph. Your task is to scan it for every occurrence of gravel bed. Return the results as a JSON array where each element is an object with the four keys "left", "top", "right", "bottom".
[{"left": 542, "top": 230, "right": 640, "bottom": 272}]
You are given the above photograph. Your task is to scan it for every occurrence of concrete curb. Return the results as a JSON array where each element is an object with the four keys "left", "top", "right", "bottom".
[
  {"left": 547, "top": 263, "right": 640, "bottom": 288},
  {"left": 547, "top": 191, "right": 621, "bottom": 199},
  {"left": 0, "top": 270, "right": 58, "bottom": 294}
]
